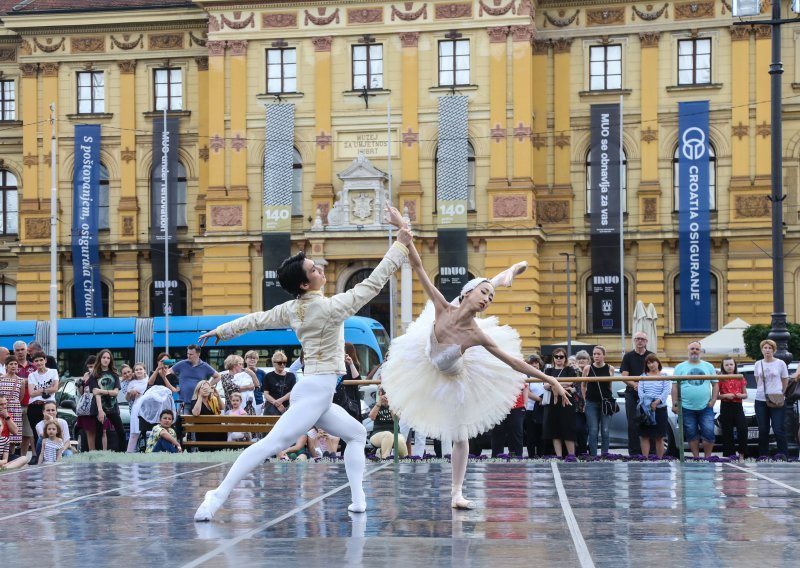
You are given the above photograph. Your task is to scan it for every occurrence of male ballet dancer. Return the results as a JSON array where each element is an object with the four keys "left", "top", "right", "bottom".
[{"left": 194, "top": 207, "right": 411, "bottom": 521}]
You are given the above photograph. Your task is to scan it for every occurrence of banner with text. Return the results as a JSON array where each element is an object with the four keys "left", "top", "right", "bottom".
[
  {"left": 71, "top": 124, "right": 103, "bottom": 318},
  {"left": 678, "top": 100, "right": 711, "bottom": 332},
  {"left": 150, "top": 117, "right": 180, "bottom": 317},
  {"left": 436, "top": 96, "right": 470, "bottom": 300},
  {"left": 589, "top": 104, "right": 622, "bottom": 334},
  {"left": 262, "top": 103, "right": 295, "bottom": 308}
]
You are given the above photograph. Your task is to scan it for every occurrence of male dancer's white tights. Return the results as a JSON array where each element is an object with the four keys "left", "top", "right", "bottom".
[{"left": 209, "top": 374, "right": 367, "bottom": 511}]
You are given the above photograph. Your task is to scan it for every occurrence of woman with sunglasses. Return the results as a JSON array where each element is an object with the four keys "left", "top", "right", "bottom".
[
  {"left": 261, "top": 350, "right": 296, "bottom": 416},
  {"left": 382, "top": 240, "right": 571, "bottom": 509},
  {"left": 543, "top": 348, "right": 578, "bottom": 459}
]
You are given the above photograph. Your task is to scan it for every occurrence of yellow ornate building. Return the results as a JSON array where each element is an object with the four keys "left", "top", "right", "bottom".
[{"left": 0, "top": 0, "right": 798, "bottom": 362}]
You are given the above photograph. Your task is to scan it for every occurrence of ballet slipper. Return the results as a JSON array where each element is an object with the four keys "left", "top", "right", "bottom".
[
  {"left": 194, "top": 490, "right": 224, "bottom": 522},
  {"left": 451, "top": 492, "right": 475, "bottom": 510},
  {"left": 348, "top": 502, "right": 367, "bottom": 513},
  {"left": 489, "top": 261, "right": 528, "bottom": 289}
]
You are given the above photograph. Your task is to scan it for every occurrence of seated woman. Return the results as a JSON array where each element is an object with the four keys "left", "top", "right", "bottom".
[
  {"left": 368, "top": 387, "right": 407, "bottom": 459},
  {"left": 190, "top": 380, "right": 226, "bottom": 449},
  {"left": 278, "top": 433, "right": 310, "bottom": 461}
]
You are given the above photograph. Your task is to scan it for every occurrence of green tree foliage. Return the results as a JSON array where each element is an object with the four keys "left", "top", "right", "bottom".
[{"left": 743, "top": 323, "right": 800, "bottom": 361}]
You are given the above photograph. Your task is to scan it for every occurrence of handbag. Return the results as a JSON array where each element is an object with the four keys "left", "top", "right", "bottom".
[
  {"left": 76, "top": 392, "right": 93, "bottom": 416},
  {"left": 759, "top": 362, "right": 786, "bottom": 408},
  {"left": 333, "top": 381, "right": 361, "bottom": 420},
  {"left": 784, "top": 378, "right": 800, "bottom": 404},
  {"left": 591, "top": 367, "right": 619, "bottom": 416}
]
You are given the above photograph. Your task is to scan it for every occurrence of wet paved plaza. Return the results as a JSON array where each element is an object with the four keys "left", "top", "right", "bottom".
[{"left": 2, "top": 460, "right": 799, "bottom": 567}]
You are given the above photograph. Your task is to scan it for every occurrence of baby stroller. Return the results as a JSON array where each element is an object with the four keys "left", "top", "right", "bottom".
[{"left": 131, "top": 386, "right": 180, "bottom": 452}]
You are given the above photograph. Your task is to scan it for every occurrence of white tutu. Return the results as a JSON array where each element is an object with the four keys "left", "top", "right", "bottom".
[
  {"left": 381, "top": 302, "right": 525, "bottom": 442},
  {"left": 130, "top": 386, "right": 175, "bottom": 433}
]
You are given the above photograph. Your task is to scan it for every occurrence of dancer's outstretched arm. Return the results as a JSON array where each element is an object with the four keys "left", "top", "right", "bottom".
[
  {"left": 481, "top": 336, "right": 572, "bottom": 407},
  {"left": 407, "top": 241, "right": 451, "bottom": 313}
]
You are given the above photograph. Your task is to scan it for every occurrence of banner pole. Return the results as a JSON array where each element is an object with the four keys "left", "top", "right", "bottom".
[
  {"left": 619, "top": 95, "right": 625, "bottom": 358},
  {"left": 49, "top": 103, "right": 58, "bottom": 355},
  {"left": 163, "top": 107, "right": 170, "bottom": 354},
  {"left": 387, "top": 100, "right": 395, "bottom": 340}
]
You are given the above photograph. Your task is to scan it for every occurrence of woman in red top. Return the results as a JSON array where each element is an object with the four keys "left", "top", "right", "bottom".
[
  {"left": 490, "top": 380, "right": 530, "bottom": 457},
  {"left": 718, "top": 357, "right": 748, "bottom": 460}
]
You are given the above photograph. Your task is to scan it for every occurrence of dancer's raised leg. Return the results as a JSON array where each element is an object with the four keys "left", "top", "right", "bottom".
[
  {"left": 194, "top": 377, "right": 335, "bottom": 521},
  {"left": 316, "top": 403, "right": 368, "bottom": 512},
  {"left": 450, "top": 440, "right": 474, "bottom": 509}
]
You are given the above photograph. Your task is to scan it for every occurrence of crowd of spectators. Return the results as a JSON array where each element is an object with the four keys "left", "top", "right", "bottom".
[{"left": 1, "top": 333, "right": 798, "bottom": 468}]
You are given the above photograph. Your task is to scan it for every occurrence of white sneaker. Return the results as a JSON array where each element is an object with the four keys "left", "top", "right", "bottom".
[{"left": 194, "top": 490, "right": 223, "bottom": 522}]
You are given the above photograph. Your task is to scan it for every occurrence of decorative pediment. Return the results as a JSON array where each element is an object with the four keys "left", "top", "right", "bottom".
[{"left": 337, "top": 152, "right": 388, "bottom": 181}]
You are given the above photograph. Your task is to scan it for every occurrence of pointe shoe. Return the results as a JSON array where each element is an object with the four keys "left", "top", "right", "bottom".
[
  {"left": 490, "top": 261, "right": 528, "bottom": 289},
  {"left": 451, "top": 493, "right": 475, "bottom": 510},
  {"left": 194, "top": 490, "right": 224, "bottom": 522},
  {"left": 348, "top": 502, "right": 367, "bottom": 513}
]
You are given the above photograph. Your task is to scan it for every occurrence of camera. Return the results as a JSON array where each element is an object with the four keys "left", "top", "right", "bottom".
[{"left": 163, "top": 359, "right": 176, "bottom": 367}]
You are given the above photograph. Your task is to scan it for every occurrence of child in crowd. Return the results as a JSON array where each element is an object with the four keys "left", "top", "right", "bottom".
[
  {"left": 125, "top": 363, "right": 151, "bottom": 452},
  {"left": 145, "top": 409, "right": 182, "bottom": 453},
  {"left": 225, "top": 392, "right": 251, "bottom": 443},
  {"left": 119, "top": 364, "right": 134, "bottom": 399},
  {"left": 718, "top": 357, "right": 748, "bottom": 460},
  {"left": 278, "top": 433, "right": 310, "bottom": 461},
  {"left": 38, "top": 420, "right": 65, "bottom": 464},
  {"left": 35, "top": 401, "right": 72, "bottom": 458}
]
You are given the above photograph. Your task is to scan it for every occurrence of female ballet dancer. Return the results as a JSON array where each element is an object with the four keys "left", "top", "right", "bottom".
[
  {"left": 381, "top": 242, "right": 571, "bottom": 509},
  {"left": 193, "top": 207, "right": 412, "bottom": 521}
]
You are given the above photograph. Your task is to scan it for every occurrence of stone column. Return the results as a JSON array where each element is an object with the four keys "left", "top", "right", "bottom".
[
  {"left": 552, "top": 38, "right": 572, "bottom": 189},
  {"left": 486, "top": 26, "right": 508, "bottom": 184},
  {"left": 531, "top": 40, "right": 549, "bottom": 190},
  {"left": 118, "top": 60, "right": 138, "bottom": 243},
  {"left": 312, "top": 36, "right": 334, "bottom": 218},
  {"left": 398, "top": 31, "right": 422, "bottom": 223}
]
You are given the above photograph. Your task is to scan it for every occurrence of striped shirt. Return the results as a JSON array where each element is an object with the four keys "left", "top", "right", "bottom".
[
  {"left": 41, "top": 438, "right": 64, "bottom": 463},
  {"left": 637, "top": 375, "right": 671, "bottom": 408}
]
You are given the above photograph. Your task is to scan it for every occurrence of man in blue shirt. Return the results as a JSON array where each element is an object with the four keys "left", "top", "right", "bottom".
[
  {"left": 671, "top": 341, "right": 719, "bottom": 458},
  {"left": 168, "top": 345, "right": 220, "bottom": 412}
]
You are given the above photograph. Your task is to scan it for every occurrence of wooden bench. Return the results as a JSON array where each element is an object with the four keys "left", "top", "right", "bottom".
[{"left": 181, "top": 415, "right": 280, "bottom": 450}]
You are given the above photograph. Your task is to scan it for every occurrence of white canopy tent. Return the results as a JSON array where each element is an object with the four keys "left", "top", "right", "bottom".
[{"left": 698, "top": 318, "right": 750, "bottom": 357}]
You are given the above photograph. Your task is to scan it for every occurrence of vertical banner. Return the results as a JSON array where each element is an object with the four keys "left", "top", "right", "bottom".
[
  {"left": 262, "top": 103, "right": 295, "bottom": 308},
  {"left": 150, "top": 117, "right": 180, "bottom": 316},
  {"left": 589, "top": 104, "right": 622, "bottom": 333},
  {"left": 71, "top": 124, "right": 103, "bottom": 317},
  {"left": 436, "top": 96, "right": 470, "bottom": 301},
  {"left": 678, "top": 101, "right": 711, "bottom": 331}
]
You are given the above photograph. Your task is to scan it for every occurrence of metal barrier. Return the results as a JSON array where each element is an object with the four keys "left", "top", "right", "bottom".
[{"left": 343, "top": 375, "right": 742, "bottom": 463}]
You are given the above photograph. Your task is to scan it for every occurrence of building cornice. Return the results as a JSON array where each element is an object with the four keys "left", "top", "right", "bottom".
[{"left": 2, "top": 8, "right": 207, "bottom": 34}]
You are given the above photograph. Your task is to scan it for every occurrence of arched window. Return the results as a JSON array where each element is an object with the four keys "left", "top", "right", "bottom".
[
  {"left": 0, "top": 282, "right": 15, "bottom": 320},
  {"left": 150, "top": 161, "right": 187, "bottom": 228},
  {"left": 585, "top": 275, "right": 631, "bottom": 334},
  {"left": 149, "top": 280, "right": 187, "bottom": 317},
  {"left": 434, "top": 142, "right": 476, "bottom": 212},
  {"left": 673, "top": 144, "right": 716, "bottom": 211},
  {"left": 292, "top": 148, "right": 303, "bottom": 216},
  {"left": 0, "top": 169, "right": 19, "bottom": 235},
  {"left": 586, "top": 148, "right": 627, "bottom": 213},
  {"left": 345, "top": 269, "right": 390, "bottom": 332},
  {"left": 99, "top": 163, "right": 109, "bottom": 230},
  {"left": 70, "top": 281, "right": 110, "bottom": 318},
  {"left": 673, "top": 273, "right": 718, "bottom": 332}
]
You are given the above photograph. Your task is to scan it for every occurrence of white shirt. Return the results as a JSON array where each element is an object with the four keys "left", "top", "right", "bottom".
[
  {"left": 36, "top": 418, "right": 71, "bottom": 446},
  {"left": 755, "top": 359, "right": 789, "bottom": 401},
  {"left": 28, "top": 368, "right": 59, "bottom": 404},
  {"left": 527, "top": 383, "right": 545, "bottom": 411},
  {"left": 216, "top": 242, "right": 407, "bottom": 376},
  {"left": 232, "top": 371, "right": 256, "bottom": 405}
]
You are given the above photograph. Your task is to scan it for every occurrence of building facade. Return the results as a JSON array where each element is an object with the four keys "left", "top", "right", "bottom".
[{"left": 0, "top": 0, "right": 798, "bottom": 362}]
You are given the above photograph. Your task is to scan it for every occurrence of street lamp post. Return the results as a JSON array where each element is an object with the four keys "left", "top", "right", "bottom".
[
  {"left": 733, "top": 0, "right": 795, "bottom": 363},
  {"left": 560, "top": 252, "right": 574, "bottom": 357}
]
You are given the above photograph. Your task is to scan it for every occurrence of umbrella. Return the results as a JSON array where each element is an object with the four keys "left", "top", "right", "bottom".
[
  {"left": 698, "top": 318, "right": 749, "bottom": 357},
  {"left": 645, "top": 303, "right": 658, "bottom": 353},
  {"left": 631, "top": 301, "right": 647, "bottom": 350}
]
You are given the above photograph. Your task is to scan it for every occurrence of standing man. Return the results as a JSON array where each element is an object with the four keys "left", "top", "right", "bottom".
[
  {"left": 620, "top": 332, "right": 652, "bottom": 455},
  {"left": 13, "top": 341, "right": 37, "bottom": 460},
  {"left": 168, "top": 345, "right": 221, "bottom": 413},
  {"left": 28, "top": 341, "right": 58, "bottom": 370},
  {"left": 193, "top": 207, "right": 411, "bottom": 521},
  {"left": 672, "top": 341, "right": 719, "bottom": 459}
]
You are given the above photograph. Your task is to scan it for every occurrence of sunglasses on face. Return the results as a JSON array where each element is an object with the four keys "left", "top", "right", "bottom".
[
  {"left": 553, "top": 355, "right": 565, "bottom": 359},
  {"left": 274, "top": 362, "right": 286, "bottom": 366}
]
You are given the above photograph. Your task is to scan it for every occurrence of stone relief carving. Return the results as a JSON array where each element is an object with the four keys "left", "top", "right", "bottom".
[
  {"left": 0, "top": 48, "right": 16, "bottom": 62},
  {"left": 674, "top": 0, "right": 714, "bottom": 20},
  {"left": 543, "top": 10, "right": 579, "bottom": 28},
  {"left": 221, "top": 12, "right": 255, "bottom": 29},
  {"left": 399, "top": 31, "right": 420, "bottom": 47},
  {"left": 351, "top": 192, "right": 375, "bottom": 221},
  {"left": 538, "top": 200, "right": 569, "bottom": 223},
  {"left": 643, "top": 198, "right": 657, "bottom": 222},
  {"left": 632, "top": 3, "right": 669, "bottom": 20},
  {"left": 118, "top": 60, "right": 137, "bottom": 74},
  {"left": 586, "top": 7, "right": 625, "bottom": 26},
  {"left": 435, "top": 2, "right": 473, "bottom": 19},
  {"left": 122, "top": 216, "right": 134, "bottom": 236},
  {"left": 492, "top": 195, "right": 527, "bottom": 218},
  {"left": 111, "top": 34, "right": 143, "bottom": 50},
  {"left": 71, "top": 37, "right": 105, "bottom": 53},
  {"left": 149, "top": 34, "right": 184, "bottom": 50},
  {"left": 189, "top": 31, "right": 207, "bottom": 47},
  {"left": 348, "top": 7, "right": 383, "bottom": 24},
  {"left": 33, "top": 37, "right": 65, "bottom": 53},
  {"left": 479, "top": 0, "right": 516, "bottom": 17},
  {"left": 26, "top": 218, "right": 49, "bottom": 239},
  {"left": 735, "top": 195, "right": 769, "bottom": 218},
  {"left": 263, "top": 13, "right": 298, "bottom": 28},
  {"left": 211, "top": 205, "right": 243, "bottom": 227},
  {"left": 305, "top": 7, "right": 340, "bottom": 26},
  {"left": 391, "top": 3, "right": 428, "bottom": 21}
]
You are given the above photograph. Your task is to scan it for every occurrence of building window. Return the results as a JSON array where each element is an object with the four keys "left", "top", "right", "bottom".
[
  {"left": 70, "top": 281, "right": 110, "bottom": 318},
  {"left": 673, "top": 144, "right": 716, "bottom": 211},
  {"left": 0, "top": 283, "right": 15, "bottom": 320},
  {"left": 0, "top": 169, "right": 18, "bottom": 235},
  {"left": 266, "top": 48, "right": 297, "bottom": 94},
  {"left": 434, "top": 142, "right": 476, "bottom": 212},
  {"left": 674, "top": 273, "right": 718, "bottom": 332},
  {"left": 678, "top": 38, "right": 711, "bottom": 85},
  {"left": 585, "top": 276, "right": 630, "bottom": 334},
  {"left": 99, "top": 164, "right": 109, "bottom": 230},
  {"left": 77, "top": 71, "right": 105, "bottom": 114},
  {"left": 150, "top": 280, "right": 187, "bottom": 317},
  {"left": 589, "top": 45, "right": 622, "bottom": 90},
  {"left": 150, "top": 161, "right": 187, "bottom": 228},
  {"left": 0, "top": 80, "right": 15, "bottom": 121},
  {"left": 586, "top": 148, "right": 627, "bottom": 213},
  {"left": 154, "top": 68, "right": 182, "bottom": 111},
  {"left": 292, "top": 148, "right": 303, "bottom": 216},
  {"left": 352, "top": 44, "right": 383, "bottom": 90},
  {"left": 439, "top": 39, "right": 470, "bottom": 86}
]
